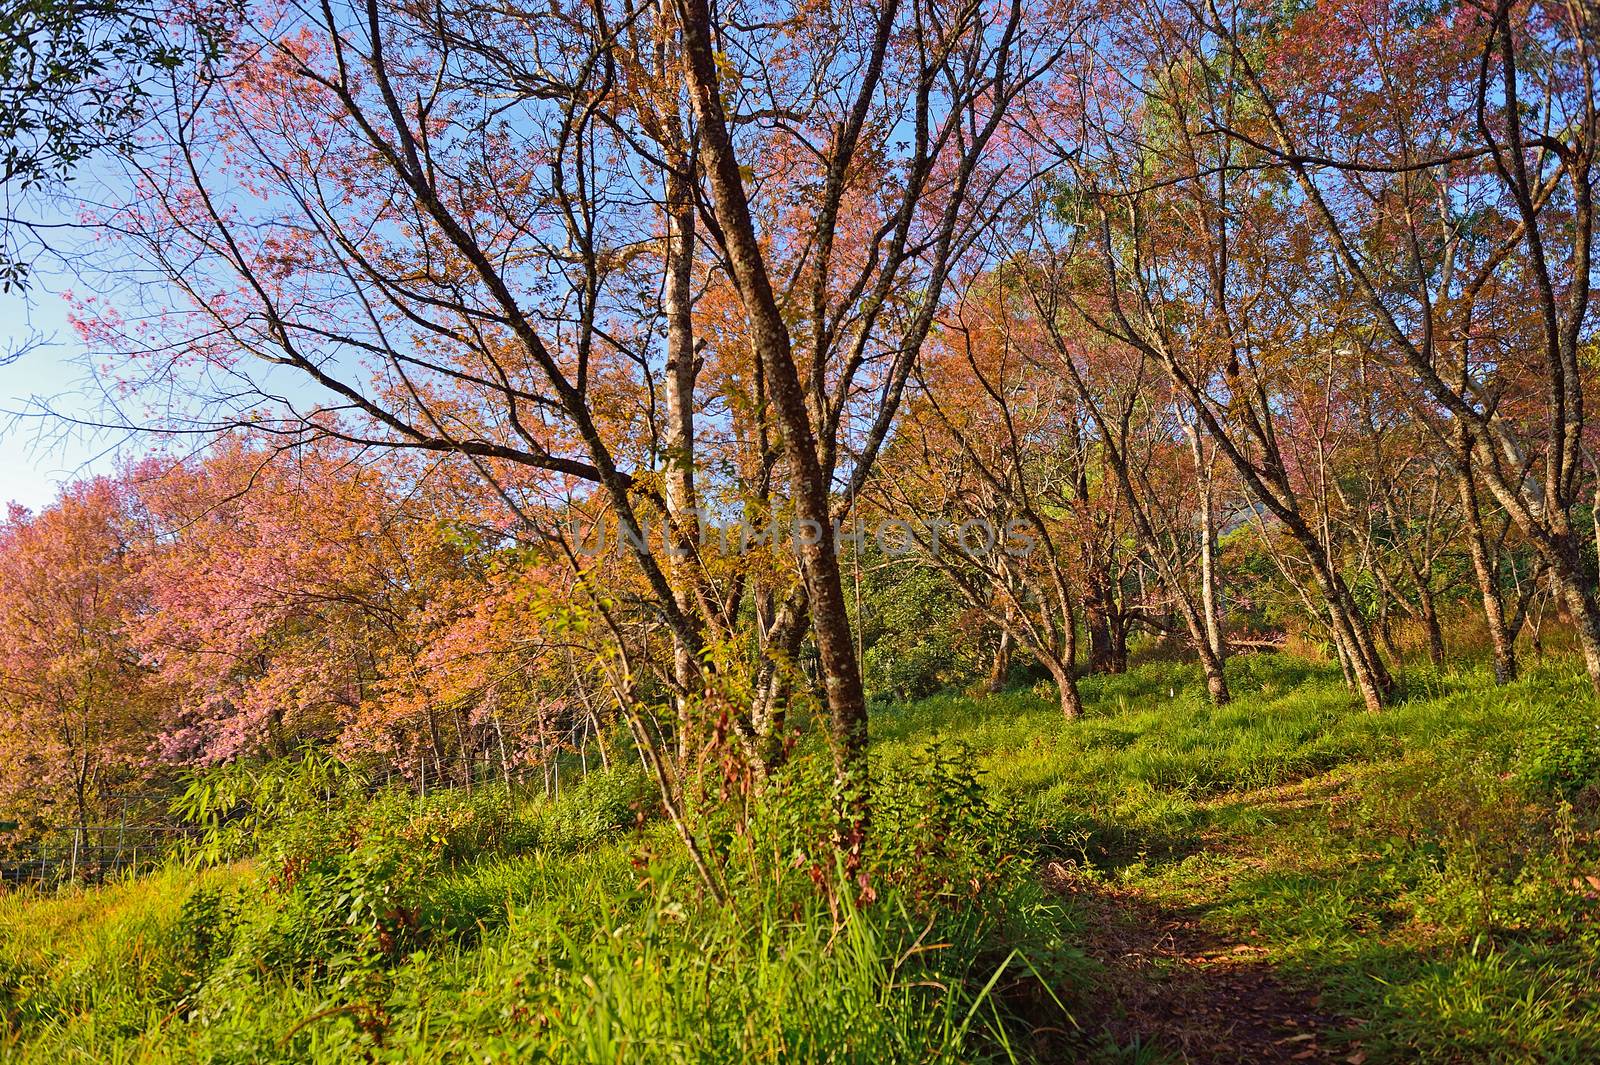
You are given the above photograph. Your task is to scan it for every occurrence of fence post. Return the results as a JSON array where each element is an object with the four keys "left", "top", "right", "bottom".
[{"left": 114, "top": 807, "right": 128, "bottom": 875}]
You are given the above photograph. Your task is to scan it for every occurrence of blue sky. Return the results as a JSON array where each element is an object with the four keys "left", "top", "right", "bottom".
[{"left": 0, "top": 282, "right": 116, "bottom": 510}]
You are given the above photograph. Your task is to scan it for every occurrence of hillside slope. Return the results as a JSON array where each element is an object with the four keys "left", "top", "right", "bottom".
[{"left": 4, "top": 656, "right": 1599, "bottom": 1063}]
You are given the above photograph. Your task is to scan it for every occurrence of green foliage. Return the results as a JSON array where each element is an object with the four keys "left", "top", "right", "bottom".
[
  {"left": 504, "top": 762, "right": 654, "bottom": 853},
  {"left": 0, "top": 0, "right": 229, "bottom": 287},
  {"left": 170, "top": 751, "right": 369, "bottom": 865},
  {"left": 1515, "top": 699, "right": 1600, "bottom": 802},
  {"left": 875, "top": 656, "right": 1600, "bottom": 1063},
  {"left": 0, "top": 771, "right": 1078, "bottom": 1062},
  {"left": 7, "top": 655, "right": 1600, "bottom": 1062},
  {"left": 742, "top": 738, "right": 1026, "bottom": 910},
  {"left": 166, "top": 884, "right": 237, "bottom": 988},
  {"left": 856, "top": 553, "right": 986, "bottom": 701},
  {"left": 871, "top": 740, "right": 1026, "bottom": 905}
]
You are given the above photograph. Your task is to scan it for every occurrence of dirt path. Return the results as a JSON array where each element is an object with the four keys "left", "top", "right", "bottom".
[{"left": 1042, "top": 861, "right": 1367, "bottom": 1064}]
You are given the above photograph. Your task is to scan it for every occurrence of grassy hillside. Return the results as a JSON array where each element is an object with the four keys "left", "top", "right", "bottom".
[{"left": 4, "top": 655, "right": 1600, "bottom": 1063}]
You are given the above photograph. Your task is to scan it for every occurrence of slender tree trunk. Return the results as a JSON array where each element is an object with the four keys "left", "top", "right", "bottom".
[
  {"left": 1293, "top": 525, "right": 1389, "bottom": 711},
  {"left": 1173, "top": 595, "right": 1230, "bottom": 705},
  {"left": 1085, "top": 581, "right": 1115, "bottom": 674},
  {"left": 1042, "top": 652, "right": 1083, "bottom": 719},
  {"left": 1110, "top": 605, "right": 1129, "bottom": 673},
  {"left": 1549, "top": 533, "right": 1600, "bottom": 691},
  {"left": 1386, "top": 535, "right": 1446, "bottom": 668},
  {"left": 1063, "top": 590, "right": 1081, "bottom": 681},
  {"left": 1376, "top": 610, "right": 1401, "bottom": 666},
  {"left": 1531, "top": 590, "right": 1547, "bottom": 657},
  {"left": 450, "top": 706, "right": 473, "bottom": 791},
  {"left": 619, "top": 693, "right": 725, "bottom": 903},
  {"left": 1417, "top": 581, "right": 1445, "bottom": 668},
  {"left": 750, "top": 594, "right": 808, "bottom": 781},
  {"left": 986, "top": 628, "right": 1012, "bottom": 693},
  {"left": 425, "top": 710, "right": 447, "bottom": 781},
  {"left": 1198, "top": 639, "right": 1228, "bottom": 705},
  {"left": 661, "top": 165, "right": 702, "bottom": 763},
  {"left": 1194, "top": 436, "right": 1226, "bottom": 666},
  {"left": 1457, "top": 452, "right": 1519, "bottom": 683},
  {"left": 73, "top": 751, "right": 90, "bottom": 858},
  {"left": 678, "top": 8, "right": 870, "bottom": 819},
  {"left": 1328, "top": 608, "right": 1354, "bottom": 688}
]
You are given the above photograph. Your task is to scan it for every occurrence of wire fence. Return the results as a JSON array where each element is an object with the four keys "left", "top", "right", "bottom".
[
  {"left": 0, "top": 823, "right": 199, "bottom": 889},
  {"left": 1, "top": 722, "right": 619, "bottom": 891}
]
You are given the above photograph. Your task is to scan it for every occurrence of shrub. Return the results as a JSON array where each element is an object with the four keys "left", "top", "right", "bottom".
[
  {"left": 871, "top": 740, "right": 1026, "bottom": 906},
  {"left": 170, "top": 752, "right": 369, "bottom": 865},
  {"left": 1516, "top": 698, "right": 1600, "bottom": 803},
  {"left": 507, "top": 762, "right": 654, "bottom": 853}
]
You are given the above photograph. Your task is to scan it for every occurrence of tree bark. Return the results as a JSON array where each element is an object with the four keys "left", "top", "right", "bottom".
[
  {"left": 676, "top": 1, "right": 869, "bottom": 818},
  {"left": 661, "top": 163, "right": 703, "bottom": 761},
  {"left": 1417, "top": 581, "right": 1446, "bottom": 668},
  {"left": 1042, "top": 652, "right": 1083, "bottom": 720},
  {"left": 986, "top": 628, "right": 1012, "bottom": 693},
  {"left": 1195, "top": 445, "right": 1226, "bottom": 666},
  {"left": 1085, "top": 579, "right": 1115, "bottom": 674},
  {"left": 1550, "top": 532, "right": 1600, "bottom": 689}
]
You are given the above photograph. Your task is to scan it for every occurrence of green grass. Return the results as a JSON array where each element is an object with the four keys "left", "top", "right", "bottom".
[
  {"left": 4, "top": 653, "right": 1600, "bottom": 1062},
  {"left": 876, "top": 655, "right": 1600, "bottom": 1062}
]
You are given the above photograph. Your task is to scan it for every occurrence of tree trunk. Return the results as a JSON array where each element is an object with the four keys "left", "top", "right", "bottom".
[
  {"left": 749, "top": 592, "right": 808, "bottom": 781},
  {"left": 1291, "top": 522, "right": 1389, "bottom": 711},
  {"left": 1457, "top": 453, "right": 1518, "bottom": 683},
  {"left": 1195, "top": 441, "right": 1226, "bottom": 664},
  {"left": 662, "top": 164, "right": 702, "bottom": 763},
  {"left": 1548, "top": 533, "right": 1600, "bottom": 693},
  {"left": 1417, "top": 581, "right": 1445, "bottom": 668},
  {"left": 74, "top": 753, "right": 91, "bottom": 860},
  {"left": 679, "top": 6, "right": 870, "bottom": 818},
  {"left": 1376, "top": 610, "right": 1401, "bottom": 666},
  {"left": 1085, "top": 581, "right": 1115, "bottom": 674},
  {"left": 1109, "top": 603, "right": 1129, "bottom": 673},
  {"left": 1042, "top": 653, "right": 1084, "bottom": 719},
  {"left": 986, "top": 628, "right": 1012, "bottom": 693},
  {"left": 1328, "top": 609, "right": 1354, "bottom": 689},
  {"left": 1172, "top": 593, "right": 1230, "bottom": 705}
]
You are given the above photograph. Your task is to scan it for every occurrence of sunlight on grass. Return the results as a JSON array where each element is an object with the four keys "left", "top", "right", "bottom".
[{"left": 3, "top": 654, "right": 1599, "bottom": 1062}]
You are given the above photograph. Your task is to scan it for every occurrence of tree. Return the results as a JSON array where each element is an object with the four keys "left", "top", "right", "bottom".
[
  {"left": 873, "top": 277, "right": 1097, "bottom": 718},
  {"left": 133, "top": 439, "right": 436, "bottom": 764},
  {"left": 0, "top": 478, "right": 159, "bottom": 836},
  {"left": 77, "top": 0, "right": 1066, "bottom": 860},
  {"left": 1018, "top": 254, "right": 1235, "bottom": 702},
  {"left": 1187, "top": 0, "right": 1599, "bottom": 689},
  {"left": 0, "top": 0, "right": 226, "bottom": 289},
  {"left": 1031, "top": 104, "right": 1397, "bottom": 707}
]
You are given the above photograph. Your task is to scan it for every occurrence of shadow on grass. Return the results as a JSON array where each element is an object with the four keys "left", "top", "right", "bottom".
[{"left": 1040, "top": 859, "right": 1364, "bottom": 1065}]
